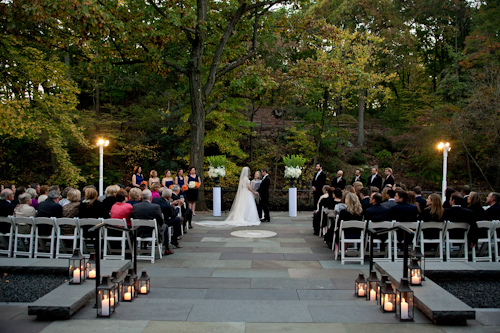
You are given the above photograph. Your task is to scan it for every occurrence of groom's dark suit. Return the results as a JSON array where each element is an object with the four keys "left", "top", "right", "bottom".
[{"left": 258, "top": 174, "right": 270, "bottom": 221}]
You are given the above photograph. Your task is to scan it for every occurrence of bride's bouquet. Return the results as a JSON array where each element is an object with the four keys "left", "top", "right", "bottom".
[
  {"left": 207, "top": 155, "right": 227, "bottom": 179},
  {"left": 283, "top": 155, "right": 307, "bottom": 179}
]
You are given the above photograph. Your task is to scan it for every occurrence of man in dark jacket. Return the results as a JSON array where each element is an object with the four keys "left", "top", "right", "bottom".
[
  {"left": 484, "top": 192, "right": 500, "bottom": 221},
  {"left": 413, "top": 186, "right": 427, "bottom": 212},
  {"left": 351, "top": 169, "right": 365, "bottom": 185},
  {"left": 365, "top": 193, "right": 391, "bottom": 222},
  {"left": 331, "top": 170, "right": 346, "bottom": 190},
  {"left": 312, "top": 163, "right": 327, "bottom": 209},
  {"left": 171, "top": 185, "right": 193, "bottom": 230},
  {"left": 0, "top": 189, "right": 15, "bottom": 233},
  {"left": 359, "top": 187, "right": 372, "bottom": 212},
  {"left": 152, "top": 188, "right": 182, "bottom": 249},
  {"left": 367, "top": 167, "right": 383, "bottom": 191},
  {"left": 390, "top": 191, "right": 418, "bottom": 222},
  {"left": 37, "top": 190, "right": 63, "bottom": 235},
  {"left": 443, "top": 192, "right": 478, "bottom": 247},
  {"left": 257, "top": 168, "right": 270, "bottom": 222}
]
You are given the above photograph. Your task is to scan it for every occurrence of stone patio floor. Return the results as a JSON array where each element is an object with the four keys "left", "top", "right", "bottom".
[{"left": 1, "top": 211, "right": 499, "bottom": 333}]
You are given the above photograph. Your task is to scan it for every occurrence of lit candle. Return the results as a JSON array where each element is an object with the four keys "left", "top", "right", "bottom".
[
  {"left": 80, "top": 266, "right": 85, "bottom": 279},
  {"left": 124, "top": 292, "right": 131, "bottom": 301},
  {"left": 411, "top": 272, "right": 420, "bottom": 285},
  {"left": 370, "top": 289, "right": 376, "bottom": 301},
  {"left": 73, "top": 268, "right": 81, "bottom": 283},
  {"left": 110, "top": 294, "right": 115, "bottom": 307},
  {"left": 89, "top": 270, "right": 96, "bottom": 279},
  {"left": 140, "top": 286, "right": 147, "bottom": 294},
  {"left": 401, "top": 298, "right": 409, "bottom": 319},
  {"left": 101, "top": 296, "right": 110, "bottom": 316},
  {"left": 384, "top": 300, "right": 393, "bottom": 311},
  {"left": 358, "top": 285, "right": 365, "bottom": 296}
]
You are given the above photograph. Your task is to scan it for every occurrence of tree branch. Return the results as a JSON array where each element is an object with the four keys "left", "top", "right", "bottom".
[
  {"left": 145, "top": 0, "right": 169, "bottom": 20},
  {"left": 205, "top": 95, "right": 228, "bottom": 115},
  {"left": 162, "top": 59, "right": 188, "bottom": 74}
]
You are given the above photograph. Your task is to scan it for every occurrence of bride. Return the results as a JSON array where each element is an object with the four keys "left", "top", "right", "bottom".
[{"left": 196, "top": 166, "right": 261, "bottom": 227}]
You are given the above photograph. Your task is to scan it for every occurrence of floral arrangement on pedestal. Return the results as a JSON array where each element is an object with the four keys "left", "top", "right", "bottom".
[
  {"left": 207, "top": 155, "right": 227, "bottom": 186},
  {"left": 283, "top": 155, "right": 307, "bottom": 187}
]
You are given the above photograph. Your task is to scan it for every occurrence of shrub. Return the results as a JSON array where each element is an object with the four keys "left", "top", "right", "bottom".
[
  {"left": 347, "top": 150, "right": 366, "bottom": 165},
  {"left": 374, "top": 149, "right": 392, "bottom": 167}
]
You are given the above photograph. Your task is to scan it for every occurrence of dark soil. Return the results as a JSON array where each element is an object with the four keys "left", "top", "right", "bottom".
[
  {"left": 433, "top": 279, "right": 500, "bottom": 308},
  {"left": 0, "top": 273, "right": 66, "bottom": 303}
]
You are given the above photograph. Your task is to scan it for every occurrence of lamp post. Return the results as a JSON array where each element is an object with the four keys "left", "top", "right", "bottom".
[
  {"left": 437, "top": 142, "right": 451, "bottom": 203},
  {"left": 96, "top": 139, "right": 109, "bottom": 197}
]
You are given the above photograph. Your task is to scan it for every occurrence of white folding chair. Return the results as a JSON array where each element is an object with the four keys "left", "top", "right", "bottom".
[
  {"left": 494, "top": 221, "right": 500, "bottom": 262},
  {"left": 445, "top": 222, "right": 470, "bottom": 262},
  {"left": 12, "top": 217, "right": 34, "bottom": 258},
  {"left": 103, "top": 218, "right": 132, "bottom": 260},
  {"left": 0, "top": 216, "right": 14, "bottom": 257},
  {"left": 339, "top": 220, "right": 366, "bottom": 265},
  {"left": 131, "top": 219, "right": 162, "bottom": 263},
  {"left": 472, "top": 221, "right": 495, "bottom": 262},
  {"left": 77, "top": 218, "right": 101, "bottom": 257},
  {"left": 419, "top": 222, "right": 446, "bottom": 262},
  {"left": 33, "top": 217, "right": 56, "bottom": 258},
  {"left": 55, "top": 217, "right": 79, "bottom": 258},
  {"left": 367, "top": 221, "right": 393, "bottom": 262},
  {"left": 393, "top": 221, "right": 421, "bottom": 262}
]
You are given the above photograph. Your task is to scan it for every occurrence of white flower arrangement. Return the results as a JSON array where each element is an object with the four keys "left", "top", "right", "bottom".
[
  {"left": 284, "top": 166, "right": 302, "bottom": 179},
  {"left": 208, "top": 165, "right": 226, "bottom": 178},
  {"left": 188, "top": 181, "right": 197, "bottom": 189}
]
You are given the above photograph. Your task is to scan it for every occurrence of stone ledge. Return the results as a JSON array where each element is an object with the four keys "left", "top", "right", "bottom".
[{"left": 375, "top": 262, "right": 476, "bottom": 325}]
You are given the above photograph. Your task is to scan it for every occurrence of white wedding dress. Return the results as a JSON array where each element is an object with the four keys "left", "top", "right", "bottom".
[{"left": 195, "top": 167, "right": 261, "bottom": 227}]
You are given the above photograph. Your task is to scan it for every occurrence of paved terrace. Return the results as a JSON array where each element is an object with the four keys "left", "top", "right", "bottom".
[{"left": 1, "top": 212, "right": 499, "bottom": 333}]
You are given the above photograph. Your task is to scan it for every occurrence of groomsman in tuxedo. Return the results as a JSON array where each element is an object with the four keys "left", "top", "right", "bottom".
[
  {"left": 312, "top": 163, "right": 327, "bottom": 208},
  {"left": 383, "top": 168, "right": 395, "bottom": 188},
  {"left": 258, "top": 168, "right": 271, "bottom": 222},
  {"left": 351, "top": 169, "right": 364, "bottom": 185},
  {"left": 331, "top": 170, "right": 346, "bottom": 190},
  {"left": 367, "top": 167, "right": 382, "bottom": 190}
]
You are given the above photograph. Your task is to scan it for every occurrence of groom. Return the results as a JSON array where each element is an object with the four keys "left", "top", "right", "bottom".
[{"left": 258, "top": 168, "right": 271, "bottom": 222}]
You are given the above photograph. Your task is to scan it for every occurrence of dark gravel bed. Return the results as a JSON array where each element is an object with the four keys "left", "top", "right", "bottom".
[
  {"left": 0, "top": 273, "right": 66, "bottom": 303},
  {"left": 433, "top": 279, "right": 500, "bottom": 308}
]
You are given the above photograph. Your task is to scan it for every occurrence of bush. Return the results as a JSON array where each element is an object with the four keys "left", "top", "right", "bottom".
[
  {"left": 370, "top": 135, "right": 394, "bottom": 153},
  {"left": 347, "top": 150, "right": 366, "bottom": 165},
  {"left": 374, "top": 149, "right": 392, "bottom": 167}
]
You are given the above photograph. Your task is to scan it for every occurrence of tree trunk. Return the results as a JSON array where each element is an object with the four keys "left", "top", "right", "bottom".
[{"left": 358, "top": 88, "right": 365, "bottom": 145}]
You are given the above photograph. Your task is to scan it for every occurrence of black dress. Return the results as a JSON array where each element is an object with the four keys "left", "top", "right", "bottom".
[{"left": 186, "top": 174, "right": 200, "bottom": 202}]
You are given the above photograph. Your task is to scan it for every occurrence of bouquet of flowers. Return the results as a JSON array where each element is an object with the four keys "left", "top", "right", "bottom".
[
  {"left": 283, "top": 154, "right": 307, "bottom": 179},
  {"left": 181, "top": 185, "right": 188, "bottom": 191},
  {"left": 188, "top": 181, "right": 196, "bottom": 189},
  {"left": 195, "top": 182, "right": 200, "bottom": 188},
  {"left": 207, "top": 155, "right": 227, "bottom": 179}
]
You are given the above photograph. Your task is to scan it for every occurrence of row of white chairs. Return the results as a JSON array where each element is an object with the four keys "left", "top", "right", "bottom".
[
  {"left": 320, "top": 210, "right": 500, "bottom": 264},
  {"left": 0, "top": 216, "right": 171, "bottom": 263}
]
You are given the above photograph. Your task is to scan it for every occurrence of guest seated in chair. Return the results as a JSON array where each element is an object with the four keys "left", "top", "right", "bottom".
[{"left": 153, "top": 188, "right": 182, "bottom": 249}]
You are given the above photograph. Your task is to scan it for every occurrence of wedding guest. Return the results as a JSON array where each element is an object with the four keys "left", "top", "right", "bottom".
[
  {"left": 162, "top": 170, "right": 174, "bottom": 188},
  {"left": 367, "top": 167, "right": 383, "bottom": 191},
  {"left": 381, "top": 189, "right": 397, "bottom": 209},
  {"left": 337, "top": 192, "right": 363, "bottom": 241},
  {"left": 59, "top": 187, "right": 73, "bottom": 207},
  {"left": 466, "top": 192, "right": 484, "bottom": 221},
  {"left": 132, "top": 166, "right": 144, "bottom": 188},
  {"left": 110, "top": 189, "right": 133, "bottom": 227},
  {"left": 413, "top": 186, "right": 427, "bottom": 212},
  {"left": 383, "top": 168, "right": 395, "bottom": 188},
  {"left": 351, "top": 168, "right": 364, "bottom": 185},
  {"left": 484, "top": 192, "right": 500, "bottom": 221},
  {"left": 127, "top": 188, "right": 142, "bottom": 206},
  {"left": 49, "top": 185, "right": 61, "bottom": 195},
  {"left": 316, "top": 185, "right": 330, "bottom": 212},
  {"left": 174, "top": 168, "right": 187, "bottom": 188},
  {"left": 443, "top": 192, "right": 478, "bottom": 247},
  {"left": 312, "top": 163, "right": 327, "bottom": 208},
  {"left": 14, "top": 193, "right": 36, "bottom": 217},
  {"left": 443, "top": 187, "right": 457, "bottom": 209},
  {"left": 149, "top": 170, "right": 160, "bottom": 188},
  {"left": 79, "top": 188, "right": 109, "bottom": 219},
  {"left": 186, "top": 166, "right": 200, "bottom": 215},
  {"left": 461, "top": 185, "right": 471, "bottom": 208},
  {"left": 150, "top": 183, "right": 161, "bottom": 199},
  {"left": 359, "top": 187, "right": 372, "bottom": 211},
  {"left": 365, "top": 193, "right": 391, "bottom": 222},
  {"left": 390, "top": 190, "right": 418, "bottom": 222},
  {"left": 313, "top": 185, "right": 332, "bottom": 235},
  {"left": 420, "top": 193, "right": 444, "bottom": 222},
  {"left": 30, "top": 183, "right": 40, "bottom": 195},
  {"left": 62, "top": 189, "right": 81, "bottom": 218},
  {"left": 152, "top": 188, "right": 182, "bottom": 249},
  {"left": 0, "top": 190, "right": 15, "bottom": 233},
  {"left": 353, "top": 181, "right": 363, "bottom": 195},
  {"left": 26, "top": 188, "right": 39, "bottom": 210},
  {"left": 172, "top": 184, "right": 192, "bottom": 230},
  {"left": 381, "top": 187, "right": 389, "bottom": 202},
  {"left": 12, "top": 186, "right": 26, "bottom": 206},
  {"left": 370, "top": 186, "right": 380, "bottom": 193},
  {"left": 407, "top": 191, "right": 421, "bottom": 214},
  {"left": 103, "top": 185, "right": 120, "bottom": 213},
  {"left": 139, "top": 181, "right": 148, "bottom": 190},
  {"left": 331, "top": 170, "right": 346, "bottom": 190},
  {"left": 37, "top": 190, "right": 62, "bottom": 235},
  {"left": 344, "top": 185, "right": 355, "bottom": 193}
]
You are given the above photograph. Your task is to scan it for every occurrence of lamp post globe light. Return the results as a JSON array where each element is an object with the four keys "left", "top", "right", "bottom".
[
  {"left": 96, "top": 139, "right": 109, "bottom": 197},
  {"left": 437, "top": 142, "right": 451, "bottom": 203}
]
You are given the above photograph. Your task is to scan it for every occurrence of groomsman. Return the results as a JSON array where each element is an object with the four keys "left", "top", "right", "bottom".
[
  {"left": 367, "top": 167, "right": 382, "bottom": 190},
  {"left": 312, "top": 163, "right": 327, "bottom": 208},
  {"left": 351, "top": 169, "right": 364, "bottom": 185},
  {"left": 258, "top": 168, "right": 271, "bottom": 222},
  {"left": 383, "top": 168, "right": 395, "bottom": 188},
  {"left": 331, "top": 170, "right": 346, "bottom": 190}
]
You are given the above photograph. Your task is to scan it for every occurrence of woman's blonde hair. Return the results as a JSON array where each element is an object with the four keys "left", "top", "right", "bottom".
[
  {"left": 151, "top": 183, "right": 160, "bottom": 192},
  {"left": 407, "top": 191, "right": 420, "bottom": 213},
  {"left": 129, "top": 188, "right": 142, "bottom": 201},
  {"left": 150, "top": 170, "right": 158, "bottom": 178},
  {"left": 67, "top": 189, "right": 81, "bottom": 202},
  {"left": 105, "top": 185, "right": 120, "bottom": 197},
  {"left": 353, "top": 181, "right": 363, "bottom": 194},
  {"left": 84, "top": 188, "right": 98, "bottom": 206},
  {"left": 429, "top": 193, "right": 444, "bottom": 220},
  {"left": 468, "top": 191, "right": 482, "bottom": 206},
  {"left": 381, "top": 187, "right": 389, "bottom": 201},
  {"left": 345, "top": 192, "right": 363, "bottom": 216}
]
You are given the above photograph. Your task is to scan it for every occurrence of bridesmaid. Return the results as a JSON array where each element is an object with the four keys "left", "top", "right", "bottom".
[
  {"left": 162, "top": 170, "right": 174, "bottom": 188},
  {"left": 186, "top": 166, "right": 200, "bottom": 216},
  {"left": 132, "top": 166, "right": 144, "bottom": 188},
  {"left": 175, "top": 168, "right": 187, "bottom": 190},
  {"left": 149, "top": 170, "right": 160, "bottom": 188}
]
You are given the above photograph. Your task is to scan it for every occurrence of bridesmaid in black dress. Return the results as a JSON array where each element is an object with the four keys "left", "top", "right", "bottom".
[{"left": 186, "top": 166, "right": 200, "bottom": 216}]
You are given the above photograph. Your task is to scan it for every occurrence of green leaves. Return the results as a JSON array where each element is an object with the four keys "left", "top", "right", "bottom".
[{"left": 283, "top": 154, "right": 307, "bottom": 168}]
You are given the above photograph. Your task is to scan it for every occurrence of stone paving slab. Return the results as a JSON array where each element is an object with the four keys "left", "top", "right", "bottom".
[
  {"left": 223, "top": 242, "right": 281, "bottom": 248},
  {"left": 187, "top": 300, "right": 313, "bottom": 323},
  {"left": 245, "top": 323, "right": 347, "bottom": 333},
  {"left": 204, "top": 288, "right": 299, "bottom": 300},
  {"left": 202, "top": 237, "right": 255, "bottom": 242},
  {"left": 165, "top": 253, "right": 222, "bottom": 260},
  {"left": 219, "top": 253, "right": 285, "bottom": 260},
  {"left": 147, "top": 288, "right": 208, "bottom": 299},
  {"left": 180, "top": 242, "right": 227, "bottom": 248},
  {"left": 250, "top": 278, "right": 336, "bottom": 290},
  {"left": 297, "top": 289, "right": 356, "bottom": 301},
  {"left": 252, "top": 247, "right": 313, "bottom": 254},
  {"left": 143, "top": 321, "right": 245, "bottom": 333},
  {"left": 288, "top": 268, "right": 363, "bottom": 279},
  {"left": 319, "top": 260, "right": 370, "bottom": 270},
  {"left": 148, "top": 267, "right": 214, "bottom": 278},
  {"left": 154, "top": 277, "right": 251, "bottom": 289},
  {"left": 211, "top": 268, "right": 290, "bottom": 278},
  {"left": 475, "top": 309, "right": 500, "bottom": 326},
  {"left": 251, "top": 260, "right": 322, "bottom": 269},
  {"left": 342, "top": 323, "right": 446, "bottom": 333},
  {"left": 40, "top": 320, "right": 150, "bottom": 333},
  {"left": 283, "top": 253, "right": 337, "bottom": 261},
  {"left": 331, "top": 278, "right": 357, "bottom": 290},
  {"left": 190, "top": 247, "right": 253, "bottom": 253},
  {"left": 180, "top": 259, "right": 252, "bottom": 268}
]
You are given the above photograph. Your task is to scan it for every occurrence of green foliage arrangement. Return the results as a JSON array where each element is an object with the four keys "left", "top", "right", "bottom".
[
  {"left": 207, "top": 155, "right": 227, "bottom": 168},
  {"left": 282, "top": 155, "right": 307, "bottom": 168}
]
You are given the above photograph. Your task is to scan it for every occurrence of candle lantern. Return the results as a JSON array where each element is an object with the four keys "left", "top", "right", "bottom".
[
  {"left": 396, "top": 278, "right": 414, "bottom": 321},
  {"left": 97, "top": 275, "right": 116, "bottom": 318},
  {"left": 122, "top": 275, "right": 136, "bottom": 302},
  {"left": 354, "top": 273, "right": 367, "bottom": 298},
  {"left": 111, "top": 271, "right": 123, "bottom": 305},
  {"left": 366, "top": 271, "right": 380, "bottom": 302},
  {"left": 87, "top": 253, "right": 97, "bottom": 279},
  {"left": 68, "top": 249, "right": 86, "bottom": 285},
  {"left": 408, "top": 258, "right": 422, "bottom": 286},
  {"left": 138, "top": 271, "right": 151, "bottom": 295},
  {"left": 411, "top": 245, "right": 425, "bottom": 281},
  {"left": 380, "top": 281, "right": 396, "bottom": 313},
  {"left": 377, "top": 275, "right": 389, "bottom": 305},
  {"left": 128, "top": 268, "right": 138, "bottom": 293}
]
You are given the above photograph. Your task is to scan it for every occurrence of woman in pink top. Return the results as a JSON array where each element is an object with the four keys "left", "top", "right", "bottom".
[
  {"left": 110, "top": 189, "right": 133, "bottom": 227},
  {"left": 150, "top": 183, "right": 161, "bottom": 199}
]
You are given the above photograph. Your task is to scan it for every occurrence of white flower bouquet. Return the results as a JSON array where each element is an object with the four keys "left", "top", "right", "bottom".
[
  {"left": 207, "top": 155, "right": 227, "bottom": 179},
  {"left": 208, "top": 166, "right": 226, "bottom": 178},
  {"left": 282, "top": 154, "right": 307, "bottom": 179},
  {"left": 284, "top": 166, "right": 302, "bottom": 179},
  {"left": 188, "top": 181, "right": 196, "bottom": 189}
]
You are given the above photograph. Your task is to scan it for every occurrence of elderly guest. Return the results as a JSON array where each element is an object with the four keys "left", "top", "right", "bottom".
[
  {"left": 14, "top": 193, "right": 36, "bottom": 217},
  {"left": 62, "top": 189, "right": 81, "bottom": 218}
]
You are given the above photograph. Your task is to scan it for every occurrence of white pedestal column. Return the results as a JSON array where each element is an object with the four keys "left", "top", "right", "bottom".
[
  {"left": 289, "top": 187, "right": 297, "bottom": 217},
  {"left": 213, "top": 186, "right": 221, "bottom": 217}
]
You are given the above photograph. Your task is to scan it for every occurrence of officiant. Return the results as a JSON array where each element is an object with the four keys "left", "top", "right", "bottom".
[{"left": 251, "top": 171, "right": 262, "bottom": 218}]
